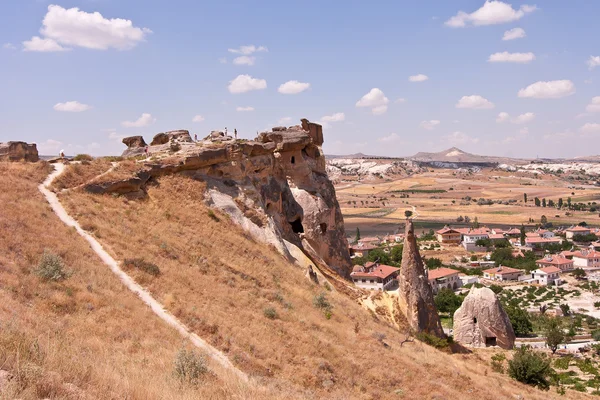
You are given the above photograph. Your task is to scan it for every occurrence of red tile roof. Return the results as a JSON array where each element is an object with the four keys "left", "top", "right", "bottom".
[
  {"left": 537, "top": 266, "right": 561, "bottom": 274},
  {"left": 436, "top": 227, "right": 461, "bottom": 234},
  {"left": 428, "top": 267, "right": 459, "bottom": 280},
  {"left": 483, "top": 266, "right": 522, "bottom": 275},
  {"left": 350, "top": 243, "right": 377, "bottom": 251},
  {"left": 525, "top": 237, "right": 562, "bottom": 244},
  {"left": 567, "top": 226, "right": 592, "bottom": 232},
  {"left": 573, "top": 250, "right": 600, "bottom": 259},
  {"left": 489, "top": 234, "right": 505, "bottom": 240},
  {"left": 351, "top": 263, "right": 399, "bottom": 279},
  {"left": 536, "top": 256, "right": 573, "bottom": 266}
]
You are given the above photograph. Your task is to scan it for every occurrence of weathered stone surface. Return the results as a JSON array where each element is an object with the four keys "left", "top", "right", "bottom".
[
  {"left": 122, "top": 136, "right": 147, "bottom": 148},
  {"left": 0, "top": 141, "right": 39, "bottom": 162},
  {"left": 150, "top": 130, "right": 192, "bottom": 146},
  {"left": 302, "top": 118, "right": 324, "bottom": 146},
  {"left": 399, "top": 220, "right": 445, "bottom": 337},
  {"left": 453, "top": 287, "right": 515, "bottom": 349}
]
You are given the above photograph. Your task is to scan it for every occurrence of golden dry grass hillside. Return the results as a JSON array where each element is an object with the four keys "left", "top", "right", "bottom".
[
  {"left": 50, "top": 162, "right": 586, "bottom": 400},
  {"left": 0, "top": 162, "right": 283, "bottom": 400}
]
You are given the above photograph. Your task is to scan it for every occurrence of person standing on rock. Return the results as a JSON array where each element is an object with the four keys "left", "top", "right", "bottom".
[
  {"left": 144, "top": 146, "right": 149, "bottom": 157},
  {"left": 234, "top": 129, "right": 238, "bottom": 140},
  {"left": 59, "top": 149, "right": 65, "bottom": 159},
  {"left": 194, "top": 134, "right": 198, "bottom": 142}
]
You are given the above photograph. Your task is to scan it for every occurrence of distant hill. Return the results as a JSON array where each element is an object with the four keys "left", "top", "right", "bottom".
[{"left": 408, "top": 147, "right": 529, "bottom": 165}]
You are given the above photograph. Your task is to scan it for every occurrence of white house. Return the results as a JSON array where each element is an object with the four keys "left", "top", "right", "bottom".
[
  {"left": 566, "top": 226, "right": 592, "bottom": 240},
  {"left": 572, "top": 250, "right": 600, "bottom": 270},
  {"left": 482, "top": 266, "right": 523, "bottom": 281},
  {"left": 531, "top": 267, "right": 561, "bottom": 286},
  {"left": 461, "top": 228, "right": 490, "bottom": 251},
  {"left": 536, "top": 255, "right": 574, "bottom": 272},
  {"left": 427, "top": 267, "right": 462, "bottom": 293},
  {"left": 351, "top": 262, "right": 399, "bottom": 291}
]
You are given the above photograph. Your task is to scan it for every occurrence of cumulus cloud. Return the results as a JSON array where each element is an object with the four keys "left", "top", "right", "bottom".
[
  {"left": 519, "top": 127, "right": 530, "bottom": 135},
  {"left": 122, "top": 113, "right": 156, "bottom": 128},
  {"left": 586, "top": 97, "right": 600, "bottom": 113},
  {"left": 420, "top": 120, "right": 441, "bottom": 130},
  {"left": 228, "top": 74, "right": 267, "bottom": 93},
  {"left": 378, "top": 133, "right": 400, "bottom": 143},
  {"left": 409, "top": 74, "right": 428, "bottom": 82},
  {"left": 53, "top": 101, "right": 91, "bottom": 112},
  {"left": 581, "top": 123, "right": 600, "bottom": 135},
  {"left": 278, "top": 80, "right": 310, "bottom": 94},
  {"left": 356, "top": 88, "right": 389, "bottom": 115},
  {"left": 588, "top": 56, "right": 600, "bottom": 70},
  {"left": 321, "top": 112, "right": 345, "bottom": 122},
  {"left": 236, "top": 106, "right": 254, "bottom": 112},
  {"left": 488, "top": 51, "right": 535, "bottom": 63},
  {"left": 496, "top": 112, "right": 510, "bottom": 123},
  {"left": 502, "top": 27, "right": 526, "bottom": 40},
  {"left": 23, "top": 36, "right": 69, "bottom": 52},
  {"left": 24, "top": 5, "right": 150, "bottom": 52},
  {"left": 37, "top": 139, "right": 63, "bottom": 154},
  {"left": 227, "top": 45, "right": 268, "bottom": 55},
  {"left": 395, "top": 98, "right": 407, "bottom": 103},
  {"left": 456, "top": 95, "right": 495, "bottom": 109},
  {"left": 233, "top": 56, "right": 255, "bottom": 66},
  {"left": 445, "top": 1, "right": 537, "bottom": 28},
  {"left": 513, "top": 112, "right": 535, "bottom": 124},
  {"left": 192, "top": 115, "right": 205, "bottom": 122},
  {"left": 444, "top": 131, "right": 479, "bottom": 144},
  {"left": 518, "top": 80, "right": 575, "bottom": 99}
]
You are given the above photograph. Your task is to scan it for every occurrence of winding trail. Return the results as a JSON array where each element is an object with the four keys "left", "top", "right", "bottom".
[{"left": 39, "top": 163, "right": 248, "bottom": 382}]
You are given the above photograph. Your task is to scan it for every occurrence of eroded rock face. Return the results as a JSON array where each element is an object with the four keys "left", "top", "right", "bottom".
[
  {"left": 453, "top": 287, "right": 515, "bottom": 349},
  {"left": 122, "top": 136, "right": 147, "bottom": 157},
  {"left": 0, "top": 141, "right": 39, "bottom": 162},
  {"left": 399, "top": 220, "right": 445, "bottom": 337},
  {"left": 97, "top": 120, "right": 352, "bottom": 277},
  {"left": 150, "top": 130, "right": 192, "bottom": 146}
]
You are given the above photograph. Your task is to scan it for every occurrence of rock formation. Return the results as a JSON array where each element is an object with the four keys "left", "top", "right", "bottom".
[
  {"left": 453, "top": 287, "right": 515, "bottom": 349},
  {"left": 122, "top": 136, "right": 147, "bottom": 157},
  {"left": 399, "top": 220, "right": 445, "bottom": 337},
  {"left": 92, "top": 120, "right": 352, "bottom": 278},
  {"left": 150, "top": 130, "right": 192, "bottom": 146},
  {"left": 0, "top": 141, "right": 39, "bottom": 162}
]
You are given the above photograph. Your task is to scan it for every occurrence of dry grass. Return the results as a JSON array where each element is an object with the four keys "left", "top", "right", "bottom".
[
  {"left": 0, "top": 162, "right": 284, "bottom": 400},
  {"left": 90, "top": 160, "right": 147, "bottom": 184},
  {"left": 50, "top": 158, "right": 113, "bottom": 191},
  {"left": 56, "top": 167, "right": 584, "bottom": 399}
]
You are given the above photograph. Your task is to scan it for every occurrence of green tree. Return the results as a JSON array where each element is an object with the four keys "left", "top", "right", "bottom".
[
  {"left": 404, "top": 210, "right": 413, "bottom": 219},
  {"left": 540, "top": 215, "right": 548, "bottom": 226},
  {"left": 425, "top": 257, "right": 443, "bottom": 269},
  {"left": 572, "top": 268, "right": 586, "bottom": 279},
  {"left": 472, "top": 216, "right": 480, "bottom": 228},
  {"left": 524, "top": 193, "right": 528, "bottom": 203},
  {"left": 508, "top": 346, "right": 552, "bottom": 390},
  {"left": 434, "top": 288, "right": 463, "bottom": 315},
  {"left": 567, "top": 197, "right": 572, "bottom": 208},
  {"left": 366, "top": 249, "right": 392, "bottom": 265},
  {"left": 542, "top": 198, "right": 546, "bottom": 207},
  {"left": 548, "top": 199, "right": 555, "bottom": 207},
  {"left": 475, "top": 238, "right": 492, "bottom": 248},
  {"left": 390, "top": 245, "right": 403, "bottom": 264},
  {"left": 534, "top": 197, "right": 541, "bottom": 207},
  {"left": 355, "top": 227, "right": 361, "bottom": 242},
  {"left": 520, "top": 225, "right": 526, "bottom": 246},
  {"left": 558, "top": 198, "right": 563, "bottom": 208},
  {"left": 505, "top": 306, "right": 533, "bottom": 336},
  {"left": 544, "top": 317, "right": 567, "bottom": 354}
]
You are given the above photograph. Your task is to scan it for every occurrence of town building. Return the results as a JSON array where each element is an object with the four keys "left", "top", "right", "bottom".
[
  {"left": 531, "top": 267, "right": 562, "bottom": 286},
  {"left": 350, "top": 262, "right": 399, "bottom": 291},
  {"left": 572, "top": 250, "right": 600, "bottom": 270},
  {"left": 482, "top": 266, "right": 523, "bottom": 282},
  {"left": 566, "top": 226, "right": 592, "bottom": 239},
  {"left": 349, "top": 243, "right": 377, "bottom": 258},
  {"left": 536, "top": 255, "right": 574, "bottom": 272},
  {"left": 427, "top": 267, "right": 462, "bottom": 293},
  {"left": 461, "top": 228, "right": 491, "bottom": 251},
  {"left": 435, "top": 226, "right": 462, "bottom": 244}
]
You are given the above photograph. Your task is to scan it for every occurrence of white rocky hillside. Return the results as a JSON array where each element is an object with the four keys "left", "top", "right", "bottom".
[{"left": 326, "top": 157, "right": 423, "bottom": 181}]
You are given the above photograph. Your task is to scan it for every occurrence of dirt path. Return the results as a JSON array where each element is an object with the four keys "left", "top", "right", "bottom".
[{"left": 39, "top": 163, "right": 248, "bottom": 381}]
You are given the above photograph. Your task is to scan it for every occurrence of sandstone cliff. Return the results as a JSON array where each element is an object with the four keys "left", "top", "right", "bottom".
[
  {"left": 91, "top": 120, "right": 352, "bottom": 277},
  {"left": 399, "top": 220, "right": 445, "bottom": 337},
  {"left": 453, "top": 287, "right": 515, "bottom": 349},
  {"left": 0, "top": 141, "right": 39, "bottom": 162}
]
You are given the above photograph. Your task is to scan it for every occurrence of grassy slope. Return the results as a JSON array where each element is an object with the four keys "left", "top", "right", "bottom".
[
  {"left": 57, "top": 169, "right": 580, "bottom": 399},
  {"left": 0, "top": 162, "right": 278, "bottom": 400}
]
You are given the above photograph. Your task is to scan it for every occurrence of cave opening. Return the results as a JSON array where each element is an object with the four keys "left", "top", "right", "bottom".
[
  {"left": 290, "top": 218, "right": 304, "bottom": 234},
  {"left": 320, "top": 223, "right": 327, "bottom": 235},
  {"left": 291, "top": 156, "right": 295, "bottom": 164}
]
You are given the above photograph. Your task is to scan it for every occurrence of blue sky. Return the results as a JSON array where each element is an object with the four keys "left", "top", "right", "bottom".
[{"left": 1, "top": 0, "right": 599, "bottom": 158}]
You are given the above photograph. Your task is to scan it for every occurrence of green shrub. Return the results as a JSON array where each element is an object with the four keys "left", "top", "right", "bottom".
[
  {"left": 207, "top": 209, "right": 220, "bottom": 222},
  {"left": 553, "top": 356, "right": 572, "bottom": 370},
  {"left": 313, "top": 293, "right": 331, "bottom": 310},
  {"left": 123, "top": 258, "right": 160, "bottom": 276},
  {"left": 263, "top": 307, "right": 278, "bottom": 320},
  {"left": 173, "top": 348, "right": 207, "bottom": 385},
  {"left": 73, "top": 153, "right": 93, "bottom": 161},
  {"left": 35, "top": 250, "right": 69, "bottom": 281},
  {"left": 508, "top": 345, "right": 552, "bottom": 390},
  {"left": 416, "top": 332, "right": 451, "bottom": 350},
  {"left": 491, "top": 353, "right": 506, "bottom": 373}
]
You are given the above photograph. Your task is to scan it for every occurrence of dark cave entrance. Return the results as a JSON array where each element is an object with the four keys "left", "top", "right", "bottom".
[
  {"left": 290, "top": 218, "right": 304, "bottom": 234},
  {"left": 320, "top": 223, "right": 327, "bottom": 235},
  {"left": 291, "top": 156, "right": 296, "bottom": 164}
]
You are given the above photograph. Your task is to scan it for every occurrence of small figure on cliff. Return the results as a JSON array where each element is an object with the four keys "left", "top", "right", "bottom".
[
  {"left": 194, "top": 134, "right": 198, "bottom": 142},
  {"left": 234, "top": 129, "right": 237, "bottom": 140},
  {"left": 225, "top": 127, "right": 228, "bottom": 135},
  {"left": 144, "top": 146, "right": 149, "bottom": 157},
  {"left": 59, "top": 149, "right": 65, "bottom": 159}
]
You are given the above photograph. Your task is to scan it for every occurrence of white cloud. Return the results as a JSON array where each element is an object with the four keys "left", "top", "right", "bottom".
[
  {"left": 108, "top": 130, "right": 125, "bottom": 141},
  {"left": 502, "top": 27, "right": 526, "bottom": 40},
  {"left": 518, "top": 80, "right": 575, "bottom": 99},
  {"left": 445, "top": 1, "right": 537, "bottom": 28},
  {"left": 519, "top": 127, "right": 530, "bottom": 135},
  {"left": 321, "top": 112, "right": 345, "bottom": 122},
  {"left": 586, "top": 97, "right": 600, "bottom": 113},
  {"left": 228, "top": 74, "right": 267, "bottom": 94},
  {"left": 227, "top": 45, "right": 268, "bottom": 55},
  {"left": 496, "top": 112, "right": 510, "bottom": 123},
  {"left": 395, "top": 98, "right": 407, "bottom": 103},
  {"left": 3, "top": 43, "right": 16, "bottom": 50},
  {"left": 236, "top": 106, "right": 254, "bottom": 112},
  {"left": 409, "top": 74, "right": 429, "bottom": 82},
  {"left": 588, "top": 56, "right": 600, "bottom": 70},
  {"left": 444, "top": 131, "right": 479, "bottom": 144},
  {"left": 122, "top": 113, "right": 156, "bottom": 128},
  {"left": 278, "top": 80, "right": 310, "bottom": 94},
  {"left": 581, "top": 123, "right": 600, "bottom": 135},
  {"left": 23, "top": 36, "right": 69, "bottom": 52},
  {"left": 356, "top": 88, "right": 389, "bottom": 115},
  {"left": 37, "top": 139, "right": 63, "bottom": 154},
  {"left": 378, "top": 133, "right": 400, "bottom": 143},
  {"left": 456, "top": 95, "right": 495, "bottom": 109},
  {"left": 278, "top": 117, "right": 292, "bottom": 125},
  {"left": 25, "top": 5, "right": 150, "bottom": 52},
  {"left": 53, "top": 101, "right": 91, "bottom": 112},
  {"left": 488, "top": 51, "right": 535, "bottom": 63},
  {"left": 233, "top": 56, "right": 255, "bottom": 66},
  {"left": 192, "top": 115, "right": 205, "bottom": 122},
  {"left": 420, "top": 120, "right": 441, "bottom": 130},
  {"left": 513, "top": 112, "right": 535, "bottom": 124}
]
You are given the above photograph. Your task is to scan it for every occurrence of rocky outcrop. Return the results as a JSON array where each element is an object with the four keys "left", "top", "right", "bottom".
[
  {"left": 0, "top": 141, "right": 39, "bottom": 162},
  {"left": 399, "top": 220, "right": 445, "bottom": 337},
  {"left": 92, "top": 120, "right": 353, "bottom": 278},
  {"left": 122, "top": 136, "right": 147, "bottom": 157},
  {"left": 453, "top": 287, "right": 515, "bottom": 349},
  {"left": 150, "top": 130, "right": 192, "bottom": 146}
]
